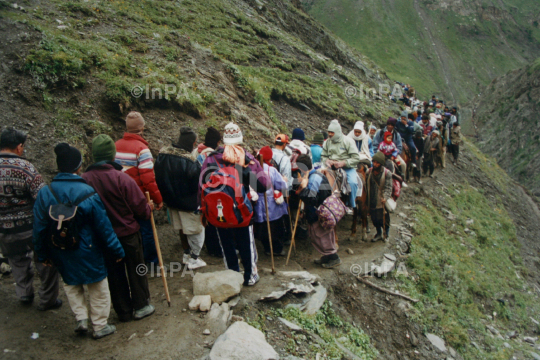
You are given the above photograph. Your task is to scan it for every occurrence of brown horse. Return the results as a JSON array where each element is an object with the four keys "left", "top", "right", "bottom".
[
  {"left": 399, "top": 144, "right": 414, "bottom": 182},
  {"left": 350, "top": 164, "right": 369, "bottom": 241}
]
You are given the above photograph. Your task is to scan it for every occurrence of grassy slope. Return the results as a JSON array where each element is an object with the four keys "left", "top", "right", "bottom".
[{"left": 304, "top": 0, "right": 540, "bottom": 105}]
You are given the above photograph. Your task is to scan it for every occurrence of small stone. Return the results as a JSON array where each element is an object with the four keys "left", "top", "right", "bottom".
[
  {"left": 426, "top": 333, "right": 447, "bottom": 353},
  {"left": 128, "top": 333, "right": 136, "bottom": 341},
  {"left": 144, "top": 330, "right": 153, "bottom": 337},
  {"left": 278, "top": 317, "right": 302, "bottom": 331},
  {"left": 507, "top": 330, "right": 518, "bottom": 339},
  {"left": 503, "top": 342, "right": 511, "bottom": 348},
  {"left": 189, "top": 295, "right": 212, "bottom": 311},
  {"left": 524, "top": 337, "right": 537, "bottom": 344},
  {"left": 530, "top": 352, "right": 540, "bottom": 360},
  {"left": 466, "top": 219, "right": 474, "bottom": 225},
  {"left": 384, "top": 253, "right": 396, "bottom": 261},
  {"left": 57, "top": 25, "right": 67, "bottom": 30},
  {"left": 346, "top": 248, "right": 354, "bottom": 255},
  {"left": 203, "top": 329, "right": 211, "bottom": 335}
]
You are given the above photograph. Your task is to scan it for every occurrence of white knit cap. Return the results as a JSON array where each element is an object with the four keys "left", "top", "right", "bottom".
[
  {"left": 223, "top": 122, "right": 243, "bottom": 145},
  {"left": 353, "top": 121, "right": 364, "bottom": 131}
]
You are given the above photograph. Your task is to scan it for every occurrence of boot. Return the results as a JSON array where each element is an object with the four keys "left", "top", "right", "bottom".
[
  {"left": 314, "top": 255, "right": 329, "bottom": 265},
  {"left": 134, "top": 304, "right": 155, "bottom": 320}
]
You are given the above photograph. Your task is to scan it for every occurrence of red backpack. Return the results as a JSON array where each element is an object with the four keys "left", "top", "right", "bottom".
[
  {"left": 290, "top": 148, "right": 302, "bottom": 171},
  {"left": 201, "top": 157, "right": 253, "bottom": 228}
]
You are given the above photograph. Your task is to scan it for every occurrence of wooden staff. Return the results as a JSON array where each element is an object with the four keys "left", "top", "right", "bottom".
[
  {"left": 285, "top": 195, "right": 295, "bottom": 254},
  {"left": 259, "top": 156, "right": 275, "bottom": 274},
  {"left": 382, "top": 201, "right": 387, "bottom": 241},
  {"left": 145, "top": 192, "right": 171, "bottom": 307},
  {"left": 286, "top": 201, "right": 302, "bottom": 266}
]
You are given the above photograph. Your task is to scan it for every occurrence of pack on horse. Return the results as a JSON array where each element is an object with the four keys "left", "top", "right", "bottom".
[{"left": 399, "top": 143, "right": 414, "bottom": 182}]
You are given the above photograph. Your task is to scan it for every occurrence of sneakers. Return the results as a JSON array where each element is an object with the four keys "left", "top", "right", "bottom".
[
  {"left": 429, "top": 174, "right": 434, "bottom": 178},
  {"left": 187, "top": 257, "right": 207, "bottom": 270},
  {"left": 314, "top": 255, "right": 329, "bottom": 265},
  {"left": 38, "top": 299, "right": 62, "bottom": 311},
  {"left": 402, "top": 182, "right": 408, "bottom": 188},
  {"left": 412, "top": 163, "right": 417, "bottom": 168},
  {"left": 75, "top": 319, "right": 89, "bottom": 334},
  {"left": 247, "top": 273, "right": 260, "bottom": 286},
  {"left": 93, "top": 324, "right": 116, "bottom": 340},
  {"left": 321, "top": 256, "right": 342, "bottom": 269},
  {"left": 20, "top": 295, "right": 34, "bottom": 305},
  {"left": 134, "top": 304, "right": 155, "bottom": 320},
  {"left": 346, "top": 207, "right": 354, "bottom": 216},
  {"left": 182, "top": 253, "right": 190, "bottom": 265},
  {"left": 371, "top": 233, "right": 382, "bottom": 242}
]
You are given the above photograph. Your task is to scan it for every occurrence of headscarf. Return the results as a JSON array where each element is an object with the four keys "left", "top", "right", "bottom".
[
  {"left": 258, "top": 146, "right": 273, "bottom": 166},
  {"left": 384, "top": 131, "right": 393, "bottom": 144},
  {"left": 347, "top": 121, "right": 367, "bottom": 141},
  {"left": 223, "top": 145, "right": 246, "bottom": 167},
  {"left": 328, "top": 119, "right": 343, "bottom": 143}
]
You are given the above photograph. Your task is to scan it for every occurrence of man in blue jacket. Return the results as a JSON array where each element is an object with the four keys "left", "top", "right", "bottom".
[
  {"left": 33, "top": 143, "right": 125, "bottom": 340},
  {"left": 372, "top": 118, "right": 406, "bottom": 175},
  {"left": 396, "top": 111, "right": 417, "bottom": 170}
]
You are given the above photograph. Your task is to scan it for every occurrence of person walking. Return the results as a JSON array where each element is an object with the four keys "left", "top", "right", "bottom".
[
  {"left": 366, "top": 152, "right": 392, "bottom": 242},
  {"left": 155, "top": 127, "right": 206, "bottom": 270},
  {"left": 115, "top": 111, "right": 163, "bottom": 264},
  {"left": 423, "top": 130, "right": 440, "bottom": 178},
  {"left": 0, "top": 128, "right": 61, "bottom": 310},
  {"left": 448, "top": 122, "right": 463, "bottom": 165},
  {"left": 200, "top": 123, "right": 269, "bottom": 286},
  {"left": 83, "top": 135, "right": 155, "bottom": 323},
  {"left": 34, "top": 143, "right": 125, "bottom": 339},
  {"left": 296, "top": 155, "right": 341, "bottom": 268}
]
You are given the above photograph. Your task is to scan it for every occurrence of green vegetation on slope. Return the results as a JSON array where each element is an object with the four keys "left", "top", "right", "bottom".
[
  {"left": 304, "top": 0, "right": 540, "bottom": 105},
  {"left": 393, "top": 142, "right": 539, "bottom": 359}
]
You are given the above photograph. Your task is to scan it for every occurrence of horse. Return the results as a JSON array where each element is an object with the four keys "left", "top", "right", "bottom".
[
  {"left": 350, "top": 163, "right": 370, "bottom": 241},
  {"left": 399, "top": 144, "right": 414, "bottom": 182}
]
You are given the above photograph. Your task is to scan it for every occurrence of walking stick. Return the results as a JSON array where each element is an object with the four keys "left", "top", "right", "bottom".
[
  {"left": 285, "top": 195, "right": 296, "bottom": 254},
  {"left": 286, "top": 200, "right": 302, "bottom": 266},
  {"left": 382, "top": 201, "right": 387, "bottom": 241},
  {"left": 259, "top": 156, "right": 275, "bottom": 274},
  {"left": 145, "top": 192, "right": 171, "bottom": 307}
]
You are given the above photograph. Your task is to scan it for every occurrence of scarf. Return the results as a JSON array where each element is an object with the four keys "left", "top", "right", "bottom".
[
  {"left": 347, "top": 129, "right": 367, "bottom": 142},
  {"left": 223, "top": 145, "right": 245, "bottom": 167}
]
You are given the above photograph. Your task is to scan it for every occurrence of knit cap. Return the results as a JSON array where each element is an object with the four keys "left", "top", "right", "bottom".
[
  {"left": 328, "top": 119, "right": 341, "bottom": 133},
  {"left": 204, "top": 127, "right": 221, "bottom": 149},
  {"left": 92, "top": 134, "right": 116, "bottom": 163},
  {"left": 372, "top": 151, "right": 386, "bottom": 166},
  {"left": 353, "top": 121, "right": 364, "bottom": 131},
  {"left": 387, "top": 117, "right": 397, "bottom": 126},
  {"left": 125, "top": 111, "right": 145, "bottom": 134},
  {"left": 259, "top": 146, "right": 273, "bottom": 165},
  {"left": 292, "top": 128, "right": 305, "bottom": 141},
  {"left": 223, "top": 123, "right": 243, "bottom": 145},
  {"left": 312, "top": 133, "right": 324, "bottom": 145},
  {"left": 55, "top": 143, "right": 82, "bottom": 173},
  {"left": 176, "top": 127, "right": 197, "bottom": 152}
]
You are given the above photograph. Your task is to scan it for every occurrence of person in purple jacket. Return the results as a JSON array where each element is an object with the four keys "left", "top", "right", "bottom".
[
  {"left": 254, "top": 146, "right": 288, "bottom": 257},
  {"left": 82, "top": 135, "right": 155, "bottom": 323}
]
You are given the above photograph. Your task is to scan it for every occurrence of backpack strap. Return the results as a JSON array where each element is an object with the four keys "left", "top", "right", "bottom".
[
  {"left": 48, "top": 184, "right": 95, "bottom": 207},
  {"left": 74, "top": 191, "right": 96, "bottom": 207},
  {"left": 48, "top": 185, "right": 62, "bottom": 204}
]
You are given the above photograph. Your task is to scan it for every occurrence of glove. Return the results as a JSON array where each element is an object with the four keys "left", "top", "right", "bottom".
[
  {"left": 249, "top": 186, "right": 259, "bottom": 202},
  {"left": 274, "top": 191, "right": 284, "bottom": 205}
]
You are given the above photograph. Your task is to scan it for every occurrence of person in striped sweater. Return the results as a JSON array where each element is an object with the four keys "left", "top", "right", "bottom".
[{"left": 115, "top": 112, "right": 163, "bottom": 264}]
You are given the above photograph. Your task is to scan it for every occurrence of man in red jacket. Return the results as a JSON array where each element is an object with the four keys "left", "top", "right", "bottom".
[
  {"left": 115, "top": 112, "right": 163, "bottom": 264},
  {"left": 83, "top": 134, "right": 155, "bottom": 322}
]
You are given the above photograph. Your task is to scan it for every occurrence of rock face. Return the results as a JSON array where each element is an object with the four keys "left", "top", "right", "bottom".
[
  {"left": 193, "top": 270, "right": 244, "bottom": 303},
  {"left": 208, "top": 321, "right": 279, "bottom": 360}
]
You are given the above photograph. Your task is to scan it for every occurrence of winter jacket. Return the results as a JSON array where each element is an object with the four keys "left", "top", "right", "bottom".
[
  {"left": 449, "top": 125, "right": 463, "bottom": 146},
  {"left": 33, "top": 173, "right": 125, "bottom": 286},
  {"left": 115, "top": 133, "right": 163, "bottom": 204},
  {"left": 321, "top": 135, "right": 361, "bottom": 169},
  {"left": 346, "top": 130, "right": 372, "bottom": 163},
  {"left": 413, "top": 136, "right": 425, "bottom": 158},
  {"left": 298, "top": 170, "right": 332, "bottom": 224},
  {"left": 367, "top": 167, "right": 392, "bottom": 210},
  {"left": 200, "top": 147, "right": 269, "bottom": 195},
  {"left": 0, "top": 154, "right": 45, "bottom": 256},
  {"left": 82, "top": 161, "right": 150, "bottom": 238},
  {"left": 310, "top": 145, "right": 323, "bottom": 165},
  {"left": 372, "top": 128, "right": 403, "bottom": 155},
  {"left": 395, "top": 120, "right": 415, "bottom": 142},
  {"left": 154, "top": 144, "right": 201, "bottom": 212},
  {"left": 421, "top": 123, "right": 433, "bottom": 136},
  {"left": 272, "top": 148, "right": 292, "bottom": 190},
  {"left": 378, "top": 141, "right": 399, "bottom": 158},
  {"left": 423, "top": 135, "right": 440, "bottom": 163},
  {"left": 254, "top": 164, "right": 288, "bottom": 223}
]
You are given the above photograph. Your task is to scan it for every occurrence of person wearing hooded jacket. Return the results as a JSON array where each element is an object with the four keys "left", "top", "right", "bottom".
[
  {"left": 200, "top": 123, "right": 270, "bottom": 286},
  {"left": 423, "top": 130, "right": 440, "bottom": 177},
  {"left": 155, "top": 127, "right": 206, "bottom": 270},
  {"left": 34, "top": 143, "right": 125, "bottom": 339},
  {"left": 83, "top": 135, "right": 154, "bottom": 323},
  {"left": 396, "top": 111, "right": 417, "bottom": 169},
  {"left": 347, "top": 121, "right": 372, "bottom": 166},
  {"left": 321, "top": 120, "right": 361, "bottom": 210},
  {"left": 254, "top": 146, "right": 288, "bottom": 257}
]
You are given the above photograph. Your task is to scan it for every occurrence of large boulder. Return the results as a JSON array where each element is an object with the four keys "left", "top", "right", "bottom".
[
  {"left": 209, "top": 321, "right": 279, "bottom": 360},
  {"left": 193, "top": 270, "right": 244, "bottom": 303}
]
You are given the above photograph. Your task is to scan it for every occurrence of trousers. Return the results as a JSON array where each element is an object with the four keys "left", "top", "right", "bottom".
[
  {"left": 343, "top": 167, "right": 358, "bottom": 208},
  {"left": 64, "top": 278, "right": 111, "bottom": 331},
  {"left": 138, "top": 219, "right": 158, "bottom": 264},
  {"left": 216, "top": 226, "right": 258, "bottom": 285}
]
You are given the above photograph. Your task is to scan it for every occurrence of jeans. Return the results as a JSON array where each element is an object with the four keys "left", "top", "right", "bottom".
[{"left": 343, "top": 167, "right": 358, "bottom": 208}]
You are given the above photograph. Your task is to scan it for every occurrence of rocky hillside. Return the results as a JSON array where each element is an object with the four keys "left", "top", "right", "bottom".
[
  {"left": 0, "top": 0, "right": 401, "bottom": 181},
  {"left": 302, "top": 0, "right": 540, "bottom": 105},
  {"left": 472, "top": 59, "right": 540, "bottom": 196}
]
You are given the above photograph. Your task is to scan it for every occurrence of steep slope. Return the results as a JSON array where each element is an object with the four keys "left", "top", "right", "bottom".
[
  {"left": 0, "top": 0, "right": 400, "bottom": 180},
  {"left": 303, "top": 0, "right": 540, "bottom": 105},
  {"left": 472, "top": 59, "right": 540, "bottom": 196}
]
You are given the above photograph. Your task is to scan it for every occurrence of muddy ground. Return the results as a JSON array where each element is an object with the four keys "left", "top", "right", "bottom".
[{"left": 2, "top": 143, "right": 540, "bottom": 360}]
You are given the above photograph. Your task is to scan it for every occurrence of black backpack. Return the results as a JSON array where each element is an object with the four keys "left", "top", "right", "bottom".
[{"left": 47, "top": 185, "right": 95, "bottom": 250}]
